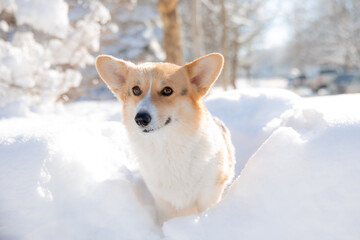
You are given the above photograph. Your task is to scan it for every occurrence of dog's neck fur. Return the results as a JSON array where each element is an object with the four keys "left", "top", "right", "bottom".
[{"left": 127, "top": 110, "right": 220, "bottom": 211}]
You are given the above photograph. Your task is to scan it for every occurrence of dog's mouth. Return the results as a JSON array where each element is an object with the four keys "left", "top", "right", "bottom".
[{"left": 143, "top": 117, "right": 172, "bottom": 133}]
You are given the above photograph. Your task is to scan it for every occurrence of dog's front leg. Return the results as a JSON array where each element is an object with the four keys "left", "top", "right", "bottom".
[
  {"left": 152, "top": 195, "right": 177, "bottom": 224},
  {"left": 153, "top": 195, "right": 199, "bottom": 224}
]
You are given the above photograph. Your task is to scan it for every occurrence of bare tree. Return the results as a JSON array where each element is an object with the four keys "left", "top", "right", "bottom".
[
  {"left": 287, "top": 0, "right": 360, "bottom": 71},
  {"left": 228, "top": 0, "right": 265, "bottom": 88},
  {"left": 180, "top": 0, "right": 267, "bottom": 89},
  {"left": 220, "top": 0, "right": 230, "bottom": 90},
  {"left": 186, "top": 0, "right": 204, "bottom": 59}
]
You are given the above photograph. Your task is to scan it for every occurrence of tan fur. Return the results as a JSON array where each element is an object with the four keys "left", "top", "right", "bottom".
[
  {"left": 214, "top": 117, "right": 236, "bottom": 185},
  {"left": 96, "top": 59, "right": 208, "bottom": 134}
]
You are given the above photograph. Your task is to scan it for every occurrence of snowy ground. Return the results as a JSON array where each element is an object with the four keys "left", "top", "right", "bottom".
[{"left": 1, "top": 88, "right": 360, "bottom": 240}]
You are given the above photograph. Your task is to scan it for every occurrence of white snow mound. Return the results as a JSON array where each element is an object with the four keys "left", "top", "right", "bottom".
[{"left": 1, "top": 89, "right": 360, "bottom": 240}]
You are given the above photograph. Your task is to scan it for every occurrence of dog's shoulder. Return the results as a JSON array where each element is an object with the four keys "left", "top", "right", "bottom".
[
  {"left": 212, "top": 116, "right": 229, "bottom": 135},
  {"left": 211, "top": 116, "right": 235, "bottom": 185}
]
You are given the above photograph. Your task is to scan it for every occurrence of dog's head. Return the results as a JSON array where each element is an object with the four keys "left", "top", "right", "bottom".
[{"left": 95, "top": 53, "right": 223, "bottom": 135}]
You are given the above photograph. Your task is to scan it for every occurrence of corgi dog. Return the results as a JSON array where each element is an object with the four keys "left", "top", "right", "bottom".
[{"left": 96, "top": 53, "right": 235, "bottom": 222}]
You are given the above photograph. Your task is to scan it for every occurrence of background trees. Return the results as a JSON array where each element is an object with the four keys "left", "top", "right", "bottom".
[
  {"left": 181, "top": 0, "right": 267, "bottom": 89},
  {"left": 158, "top": 0, "right": 184, "bottom": 65},
  {"left": 285, "top": 0, "right": 360, "bottom": 73},
  {"left": 2, "top": 0, "right": 358, "bottom": 109},
  {"left": 0, "top": 0, "right": 110, "bottom": 109},
  {"left": 0, "top": 0, "right": 268, "bottom": 109}
]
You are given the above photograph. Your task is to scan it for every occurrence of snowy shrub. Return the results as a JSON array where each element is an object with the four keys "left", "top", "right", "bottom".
[
  {"left": 0, "top": 0, "right": 110, "bottom": 114},
  {"left": 0, "top": 0, "right": 165, "bottom": 110},
  {"left": 100, "top": 0, "right": 164, "bottom": 62},
  {"left": 15, "top": 0, "right": 70, "bottom": 39},
  {"left": 73, "top": 0, "right": 165, "bottom": 101},
  {"left": 0, "top": 32, "right": 80, "bottom": 109}
]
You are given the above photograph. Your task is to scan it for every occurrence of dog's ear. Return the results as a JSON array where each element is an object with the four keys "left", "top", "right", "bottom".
[
  {"left": 96, "top": 55, "right": 135, "bottom": 95},
  {"left": 184, "top": 53, "right": 224, "bottom": 98}
]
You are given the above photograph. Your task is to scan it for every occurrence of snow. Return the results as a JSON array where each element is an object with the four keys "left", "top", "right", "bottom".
[
  {"left": 206, "top": 88, "right": 300, "bottom": 174},
  {"left": 0, "top": 106, "right": 159, "bottom": 239},
  {"left": 0, "top": 0, "right": 112, "bottom": 112},
  {"left": 49, "top": 1, "right": 111, "bottom": 67},
  {"left": 100, "top": 1, "right": 164, "bottom": 62},
  {"left": 1, "top": 89, "right": 360, "bottom": 239},
  {"left": 0, "top": 32, "right": 83, "bottom": 110},
  {"left": 15, "top": 0, "right": 69, "bottom": 38},
  {"left": 0, "top": 0, "right": 16, "bottom": 14},
  {"left": 164, "top": 116, "right": 360, "bottom": 239}
]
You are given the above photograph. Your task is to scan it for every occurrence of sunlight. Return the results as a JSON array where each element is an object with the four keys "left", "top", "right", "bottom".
[{"left": 264, "top": 24, "right": 289, "bottom": 48}]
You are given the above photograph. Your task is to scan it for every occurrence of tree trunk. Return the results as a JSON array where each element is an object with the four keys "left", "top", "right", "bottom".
[
  {"left": 220, "top": 0, "right": 229, "bottom": 90},
  {"left": 230, "top": 28, "right": 240, "bottom": 89},
  {"left": 189, "top": 0, "right": 204, "bottom": 59},
  {"left": 158, "top": 0, "right": 184, "bottom": 65}
]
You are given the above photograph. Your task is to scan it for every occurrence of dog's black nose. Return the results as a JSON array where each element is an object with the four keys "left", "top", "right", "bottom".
[{"left": 135, "top": 112, "right": 152, "bottom": 127}]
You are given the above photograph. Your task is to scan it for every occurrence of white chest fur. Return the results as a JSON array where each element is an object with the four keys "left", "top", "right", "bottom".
[{"left": 128, "top": 119, "right": 222, "bottom": 211}]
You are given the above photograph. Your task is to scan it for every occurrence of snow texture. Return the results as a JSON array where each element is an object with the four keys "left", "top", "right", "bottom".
[
  {"left": 15, "top": 0, "right": 69, "bottom": 38},
  {"left": 0, "top": 32, "right": 82, "bottom": 111},
  {"left": 0, "top": 0, "right": 16, "bottom": 14},
  {"left": 1, "top": 89, "right": 360, "bottom": 239},
  {"left": 206, "top": 88, "right": 301, "bottom": 174},
  {"left": 0, "top": 0, "right": 111, "bottom": 111},
  {"left": 100, "top": 0, "right": 164, "bottom": 62}
]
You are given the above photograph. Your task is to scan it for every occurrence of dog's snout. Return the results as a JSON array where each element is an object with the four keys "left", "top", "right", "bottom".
[{"left": 135, "top": 112, "right": 152, "bottom": 127}]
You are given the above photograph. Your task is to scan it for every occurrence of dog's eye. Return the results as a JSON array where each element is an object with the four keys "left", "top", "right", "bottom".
[
  {"left": 132, "top": 86, "right": 142, "bottom": 96},
  {"left": 161, "top": 87, "right": 173, "bottom": 96}
]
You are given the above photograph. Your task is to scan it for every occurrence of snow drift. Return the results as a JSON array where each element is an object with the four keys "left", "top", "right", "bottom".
[
  {"left": 0, "top": 89, "right": 360, "bottom": 240},
  {"left": 164, "top": 112, "right": 360, "bottom": 239}
]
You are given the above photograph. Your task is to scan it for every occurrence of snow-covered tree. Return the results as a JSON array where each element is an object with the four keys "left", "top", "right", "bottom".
[
  {"left": 0, "top": 0, "right": 165, "bottom": 107},
  {"left": 0, "top": 0, "right": 110, "bottom": 112},
  {"left": 99, "top": 0, "right": 164, "bottom": 62},
  {"left": 77, "top": 0, "right": 165, "bottom": 100}
]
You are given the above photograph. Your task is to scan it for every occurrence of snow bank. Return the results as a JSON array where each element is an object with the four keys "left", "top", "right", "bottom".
[
  {"left": 1, "top": 89, "right": 360, "bottom": 239},
  {"left": 0, "top": 112, "right": 158, "bottom": 239},
  {"left": 206, "top": 88, "right": 300, "bottom": 174},
  {"left": 164, "top": 93, "right": 360, "bottom": 239},
  {"left": 164, "top": 123, "right": 360, "bottom": 239}
]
